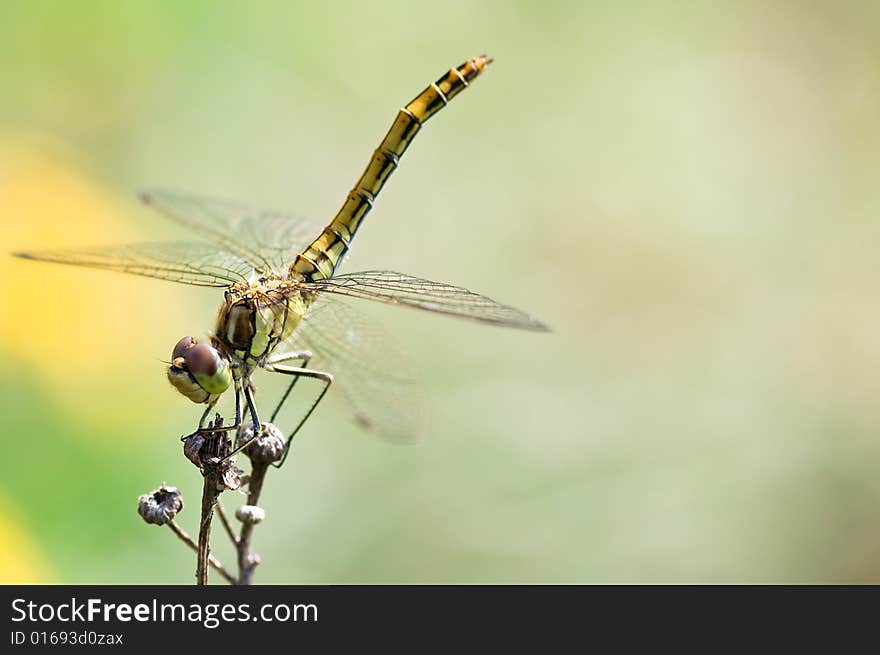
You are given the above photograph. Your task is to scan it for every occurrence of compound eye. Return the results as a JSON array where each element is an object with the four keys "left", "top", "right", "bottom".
[
  {"left": 172, "top": 336, "right": 197, "bottom": 361},
  {"left": 184, "top": 343, "right": 221, "bottom": 377},
  {"left": 166, "top": 337, "right": 231, "bottom": 402},
  {"left": 185, "top": 343, "right": 232, "bottom": 395}
]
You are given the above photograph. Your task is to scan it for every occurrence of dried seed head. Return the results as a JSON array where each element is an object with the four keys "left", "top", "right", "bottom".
[
  {"left": 235, "top": 505, "right": 266, "bottom": 525},
  {"left": 183, "top": 433, "right": 206, "bottom": 467},
  {"left": 183, "top": 414, "right": 236, "bottom": 469},
  {"left": 217, "top": 463, "right": 244, "bottom": 491},
  {"left": 181, "top": 416, "right": 243, "bottom": 489},
  {"left": 236, "top": 422, "right": 286, "bottom": 464},
  {"left": 138, "top": 485, "right": 183, "bottom": 526}
]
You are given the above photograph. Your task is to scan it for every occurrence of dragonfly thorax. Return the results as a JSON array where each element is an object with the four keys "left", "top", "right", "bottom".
[{"left": 214, "top": 279, "right": 309, "bottom": 368}]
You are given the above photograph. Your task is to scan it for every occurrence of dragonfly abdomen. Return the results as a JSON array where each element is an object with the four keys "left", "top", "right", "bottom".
[{"left": 289, "top": 55, "right": 493, "bottom": 282}]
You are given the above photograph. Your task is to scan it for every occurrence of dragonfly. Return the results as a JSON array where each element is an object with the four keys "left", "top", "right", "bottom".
[{"left": 14, "top": 55, "right": 548, "bottom": 466}]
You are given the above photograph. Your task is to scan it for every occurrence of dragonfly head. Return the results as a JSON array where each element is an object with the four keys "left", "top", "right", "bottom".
[{"left": 166, "top": 336, "right": 232, "bottom": 403}]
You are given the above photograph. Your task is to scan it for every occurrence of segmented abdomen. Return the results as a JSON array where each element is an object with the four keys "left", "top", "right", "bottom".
[{"left": 290, "top": 55, "right": 493, "bottom": 282}]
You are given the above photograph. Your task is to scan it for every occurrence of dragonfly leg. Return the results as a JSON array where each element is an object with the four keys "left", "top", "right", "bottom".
[
  {"left": 182, "top": 384, "right": 244, "bottom": 442},
  {"left": 217, "top": 384, "right": 263, "bottom": 463},
  {"left": 266, "top": 351, "right": 313, "bottom": 423},
  {"left": 196, "top": 403, "right": 215, "bottom": 431},
  {"left": 265, "top": 350, "right": 312, "bottom": 367},
  {"left": 243, "top": 383, "right": 260, "bottom": 432},
  {"left": 264, "top": 364, "right": 333, "bottom": 468},
  {"left": 233, "top": 383, "right": 243, "bottom": 426},
  {"left": 183, "top": 399, "right": 227, "bottom": 441}
]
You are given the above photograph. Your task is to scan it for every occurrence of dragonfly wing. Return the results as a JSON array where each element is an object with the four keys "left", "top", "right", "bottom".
[
  {"left": 13, "top": 241, "right": 254, "bottom": 287},
  {"left": 302, "top": 271, "right": 549, "bottom": 331},
  {"left": 273, "top": 294, "right": 426, "bottom": 442},
  {"left": 139, "top": 189, "right": 324, "bottom": 274}
]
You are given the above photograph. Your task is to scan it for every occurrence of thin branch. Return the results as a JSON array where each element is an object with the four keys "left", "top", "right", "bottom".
[
  {"left": 187, "top": 416, "right": 240, "bottom": 586},
  {"left": 167, "top": 519, "right": 236, "bottom": 585},
  {"left": 231, "top": 423, "right": 284, "bottom": 585},
  {"left": 216, "top": 500, "right": 240, "bottom": 546},
  {"left": 196, "top": 473, "right": 220, "bottom": 585},
  {"left": 237, "top": 460, "right": 269, "bottom": 585},
  {"left": 140, "top": 420, "right": 282, "bottom": 585}
]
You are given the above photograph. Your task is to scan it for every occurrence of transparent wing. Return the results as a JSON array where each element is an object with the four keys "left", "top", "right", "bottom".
[
  {"left": 302, "top": 270, "right": 549, "bottom": 331},
  {"left": 13, "top": 241, "right": 255, "bottom": 287},
  {"left": 139, "top": 189, "right": 324, "bottom": 274},
  {"left": 271, "top": 294, "right": 427, "bottom": 442}
]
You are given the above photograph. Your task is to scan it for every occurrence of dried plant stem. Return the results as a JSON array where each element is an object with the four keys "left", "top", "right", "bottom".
[
  {"left": 196, "top": 475, "right": 217, "bottom": 585},
  {"left": 166, "top": 519, "right": 236, "bottom": 584},
  {"left": 216, "top": 500, "right": 239, "bottom": 546},
  {"left": 196, "top": 471, "right": 223, "bottom": 585},
  {"left": 237, "top": 460, "right": 269, "bottom": 585},
  {"left": 140, "top": 418, "right": 253, "bottom": 584},
  {"left": 142, "top": 420, "right": 282, "bottom": 585}
]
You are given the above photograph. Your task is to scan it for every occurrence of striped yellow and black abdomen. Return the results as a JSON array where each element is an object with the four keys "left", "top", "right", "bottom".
[{"left": 289, "top": 55, "right": 493, "bottom": 282}]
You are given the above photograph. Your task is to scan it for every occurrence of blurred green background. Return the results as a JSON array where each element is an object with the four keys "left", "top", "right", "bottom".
[{"left": 2, "top": 1, "right": 880, "bottom": 583}]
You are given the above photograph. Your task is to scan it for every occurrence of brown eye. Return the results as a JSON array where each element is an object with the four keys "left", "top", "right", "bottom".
[
  {"left": 184, "top": 343, "right": 220, "bottom": 377},
  {"left": 172, "top": 336, "right": 197, "bottom": 360}
]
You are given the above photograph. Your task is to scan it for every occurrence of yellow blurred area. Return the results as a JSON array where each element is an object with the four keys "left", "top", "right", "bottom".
[
  {"left": 0, "top": 495, "right": 54, "bottom": 584},
  {"left": 0, "top": 138, "right": 140, "bottom": 361},
  {"left": 0, "top": 138, "right": 185, "bottom": 432}
]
